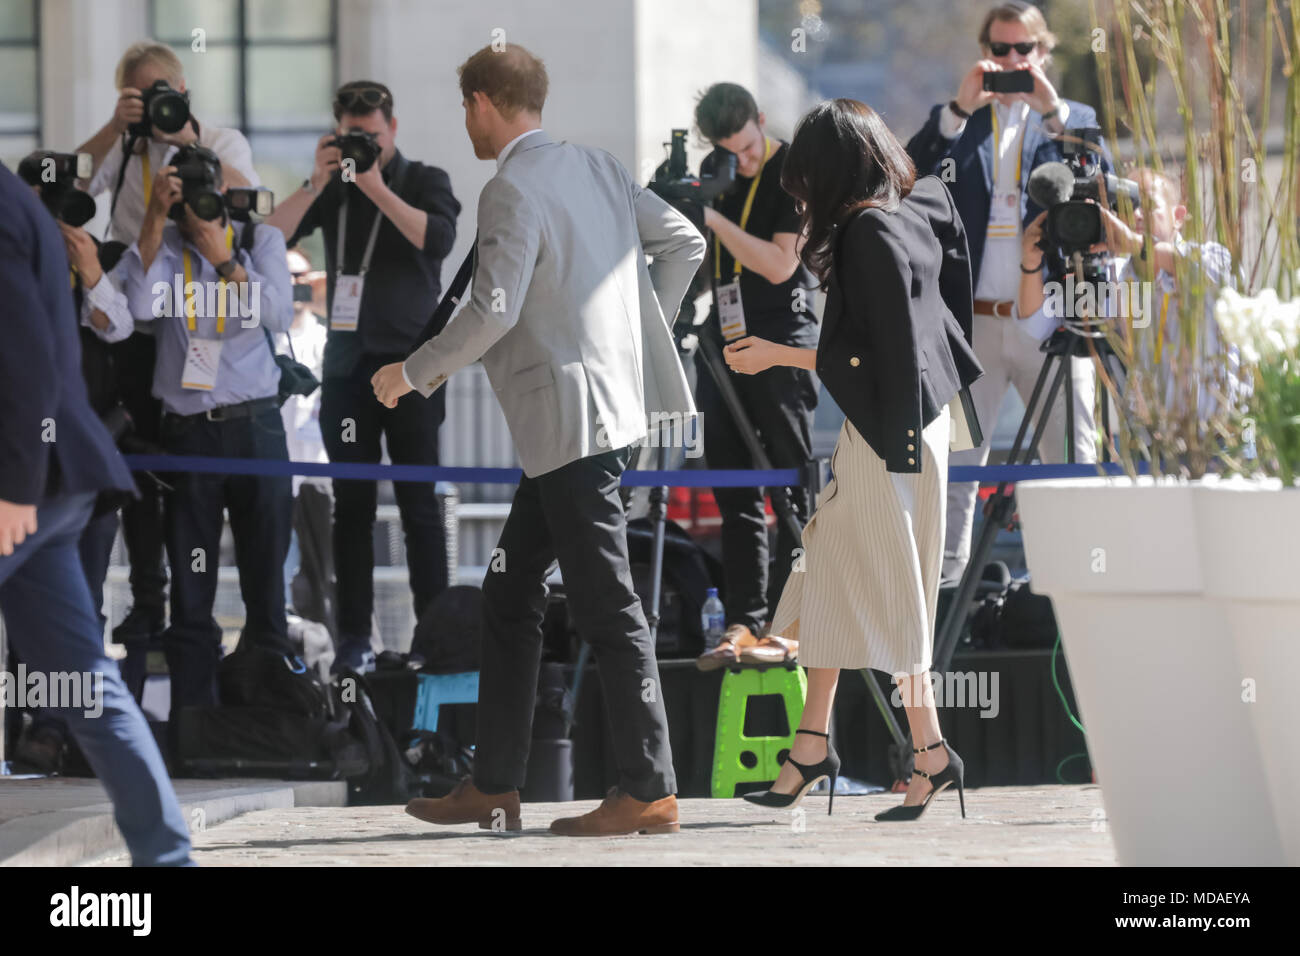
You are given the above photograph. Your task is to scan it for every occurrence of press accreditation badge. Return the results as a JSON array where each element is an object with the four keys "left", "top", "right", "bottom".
[
  {"left": 717, "top": 280, "right": 748, "bottom": 342},
  {"left": 181, "top": 338, "right": 223, "bottom": 391},
  {"left": 986, "top": 188, "right": 1020, "bottom": 240},
  {"left": 331, "top": 274, "right": 365, "bottom": 331}
]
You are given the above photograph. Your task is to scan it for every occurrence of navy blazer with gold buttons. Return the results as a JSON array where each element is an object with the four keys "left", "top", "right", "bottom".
[{"left": 816, "top": 175, "right": 984, "bottom": 473}]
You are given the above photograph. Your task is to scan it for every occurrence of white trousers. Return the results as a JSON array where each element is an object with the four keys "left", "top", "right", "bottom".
[{"left": 943, "top": 314, "right": 1099, "bottom": 583}]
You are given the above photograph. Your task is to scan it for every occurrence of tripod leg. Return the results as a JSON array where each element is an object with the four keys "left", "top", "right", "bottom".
[{"left": 933, "top": 348, "right": 1071, "bottom": 673}]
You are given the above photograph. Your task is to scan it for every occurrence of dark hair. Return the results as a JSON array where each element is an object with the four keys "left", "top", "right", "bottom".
[
  {"left": 333, "top": 80, "right": 394, "bottom": 123},
  {"left": 781, "top": 98, "right": 916, "bottom": 289},
  {"left": 458, "top": 43, "right": 548, "bottom": 118},
  {"left": 694, "top": 82, "right": 760, "bottom": 142}
]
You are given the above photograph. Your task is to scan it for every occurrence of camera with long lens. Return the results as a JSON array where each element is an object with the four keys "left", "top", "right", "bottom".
[
  {"left": 330, "top": 128, "right": 382, "bottom": 174},
  {"left": 129, "top": 79, "right": 192, "bottom": 138},
  {"left": 17, "top": 150, "right": 97, "bottom": 226},
  {"left": 168, "top": 145, "right": 274, "bottom": 221},
  {"left": 648, "top": 128, "right": 738, "bottom": 206}
]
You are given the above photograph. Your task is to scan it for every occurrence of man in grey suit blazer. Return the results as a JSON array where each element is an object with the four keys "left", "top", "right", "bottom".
[{"left": 374, "top": 44, "right": 705, "bottom": 835}]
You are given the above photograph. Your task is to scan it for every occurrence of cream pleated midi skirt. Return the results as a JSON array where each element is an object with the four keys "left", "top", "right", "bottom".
[{"left": 769, "top": 403, "right": 950, "bottom": 676}]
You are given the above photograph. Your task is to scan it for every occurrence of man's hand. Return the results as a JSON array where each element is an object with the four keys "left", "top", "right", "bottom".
[
  {"left": 149, "top": 165, "right": 183, "bottom": 217},
  {"left": 352, "top": 159, "right": 388, "bottom": 203},
  {"left": 60, "top": 223, "right": 103, "bottom": 287},
  {"left": 1098, "top": 206, "right": 1142, "bottom": 257},
  {"left": 724, "top": 336, "right": 780, "bottom": 375},
  {"left": 954, "top": 60, "right": 1000, "bottom": 116},
  {"left": 1014, "top": 61, "right": 1062, "bottom": 117},
  {"left": 372, "top": 362, "right": 413, "bottom": 408},
  {"left": 311, "top": 132, "right": 342, "bottom": 191},
  {"left": 185, "top": 207, "right": 231, "bottom": 267},
  {"left": 0, "top": 499, "right": 38, "bottom": 557},
  {"left": 112, "top": 87, "right": 144, "bottom": 135}
]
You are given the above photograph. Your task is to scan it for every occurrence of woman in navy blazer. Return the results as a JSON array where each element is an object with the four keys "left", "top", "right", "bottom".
[{"left": 726, "top": 99, "right": 983, "bottom": 821}]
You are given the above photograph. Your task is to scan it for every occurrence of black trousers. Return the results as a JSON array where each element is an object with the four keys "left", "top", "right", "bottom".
[
  {"left": 473, "top": 446, "right": 676, "bottom": 802},
  {"left": 320, "top": 353, "right": 448, "bottom": 645},
  {"left": 115, "top": 333, "right": 168, "bottom": 613},
  {"left": 159, "top": 406, "right": 294, "bottom": 712},
  {"left": 695, "top": 349, "right": 818, "bottom": 633}
]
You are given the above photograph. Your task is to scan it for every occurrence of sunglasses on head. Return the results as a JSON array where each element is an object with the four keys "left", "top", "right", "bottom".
[
  {"left": 988, "top": 41, "right": 1038, "bottom": 56},
  {"left": 334, "top": 86, "right": 391, "bottom": 112}
]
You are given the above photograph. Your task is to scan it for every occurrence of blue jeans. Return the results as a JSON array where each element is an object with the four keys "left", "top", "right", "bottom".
[{"left": 0, "top": 492, "right": 192, "bottom": 865}]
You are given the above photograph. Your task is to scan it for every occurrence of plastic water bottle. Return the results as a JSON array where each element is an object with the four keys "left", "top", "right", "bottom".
[{"left": 701, "top": 587, "right": 726, "bottom": 652}]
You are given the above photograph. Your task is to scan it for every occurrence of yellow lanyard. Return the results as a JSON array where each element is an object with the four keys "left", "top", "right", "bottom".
[
  {"left": 989, "top": 107, "right": 1026, "bottom": 191},
  {"left": 182, "top": 225, "right": 235, "bottom": 334},
  {"left": 142, "top": 150, "right": 152, "bottom": 198},
  {"left": 714, "top": 136, "right": 773, "bottom": 281}
]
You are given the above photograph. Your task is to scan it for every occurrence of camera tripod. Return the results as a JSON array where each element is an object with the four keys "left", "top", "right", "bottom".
[{"left": 932, "top": 319, "right": 1125, "bottom": 675}]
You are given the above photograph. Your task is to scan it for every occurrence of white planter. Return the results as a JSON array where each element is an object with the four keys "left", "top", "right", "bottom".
[
  {"left": 1016, "top": 477, "right": 1284, "bottom": 866},
  {"left": 1195, "top": 478, "right": 1300, "bottom": 865}
]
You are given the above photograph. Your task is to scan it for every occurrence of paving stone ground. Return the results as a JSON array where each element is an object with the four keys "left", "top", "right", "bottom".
[{"left": 92, "top": 784, "right": 1116, "bottom": 866}]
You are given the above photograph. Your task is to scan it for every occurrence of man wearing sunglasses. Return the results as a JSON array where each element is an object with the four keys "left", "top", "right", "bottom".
[
  {"left": 906, "top": 0, "right": 1111, "bottom": 587},
  {"left": 267, "top": 80, "right": 461, "bottom": 674}
]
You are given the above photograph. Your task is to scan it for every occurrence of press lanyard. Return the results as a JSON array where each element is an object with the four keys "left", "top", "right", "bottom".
[
  {"left": 142, "top": 150, "right": 152, "bottom": 199},
  {"left": 989, "top": 106, "right": 1027, "bottom": 190},
  {"left": 714, "top": 136, "right": 773, "bottom": 281},
  {"left": 182, "top": 224, "right": 235, "bottom": 334},
  {"left": 337, "top": 190, "right": 385, "bottom": 281}
]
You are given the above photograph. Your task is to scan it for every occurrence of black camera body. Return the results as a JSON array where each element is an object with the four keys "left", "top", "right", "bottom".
[
  {"left": 648, "top": 129, "right": 738, "bottom": 205},
  {"left": 168, "top": 145, "right": 274, "bottom": 221},
  {"left": 331, "top": 128, "right": 382, "bottom": 174},
  {"left": 129, "top": 79, "right": 191, "bottom": 138},
  {"left": 983, "top": 70, "right": 1034, "bottom": 94},
  {"left": 1031, "top": 128, "right": 1140, "bottom": 263},
  {"left": 17, "top": 150, "right": 97, "bottom": 226}
]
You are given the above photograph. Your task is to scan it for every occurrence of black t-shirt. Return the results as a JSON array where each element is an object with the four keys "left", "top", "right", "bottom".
[{"left": 703, "top": 141, "right": 818, "bottom": 347}]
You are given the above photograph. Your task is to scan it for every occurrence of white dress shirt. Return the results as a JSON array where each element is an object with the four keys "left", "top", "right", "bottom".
[
  {"left": 496, "top": 128, "right": 545, "bottom": 169},
  {"left": 79, "top": 262, "right": 134, "bottom": 343},
  {"left": 939, "top": 99, "right": 1071, "bottom": 301}
]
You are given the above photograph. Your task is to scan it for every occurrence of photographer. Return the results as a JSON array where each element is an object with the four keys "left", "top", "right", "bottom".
[
  {"left": 690, "top": 82, "right": 819, "bottom": 670},
  {"left": 906, "top": 0, "right": 1109, "bottom": 584},
  {"left": 76, "top": 40, "right": 260, "bottom": 663},
  {"left": 266, "top": 81, "right": 461, "bottom": 674},
  {"left": 120, "top": 149, "right": 301, "bottom": 721},
  {"left": 1016, "top": 168, "right": 1240, "bottom": 418}
]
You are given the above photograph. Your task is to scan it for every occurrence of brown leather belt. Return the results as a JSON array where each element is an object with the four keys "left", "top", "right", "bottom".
[{"left": 973, "top": 298, "right": 1015, "bottom": 319}]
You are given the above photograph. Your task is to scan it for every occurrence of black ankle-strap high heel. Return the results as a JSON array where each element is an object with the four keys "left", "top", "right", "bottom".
[
  {"left": 742, "top": 729, "right": 841, "bottom": 815},
  {"left": 874, "top": 738, "right": 966, "bottom": 822}
]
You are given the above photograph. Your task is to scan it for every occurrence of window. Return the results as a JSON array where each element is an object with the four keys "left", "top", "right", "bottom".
[
  {"left": 0, "top": 0, "right": 40, "bottom": 167},
  {"left": 148, "top": 0, "right": 337, "bottom": 214}
]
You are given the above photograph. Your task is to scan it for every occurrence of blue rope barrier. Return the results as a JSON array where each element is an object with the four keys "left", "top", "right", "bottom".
[{"left": 123, "top": 453, "right": 1149, "bottom": 486}]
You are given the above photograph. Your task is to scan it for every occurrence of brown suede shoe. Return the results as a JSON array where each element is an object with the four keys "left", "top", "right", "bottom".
[
  {"left": 406, "top": 778, "right": 521, "bottom": 831},
  {"left": 549, "top": 788, "right": 679, "bottom": 836},
  {"left": 696, "top": 623, "right": 758, "bottom": 672}
]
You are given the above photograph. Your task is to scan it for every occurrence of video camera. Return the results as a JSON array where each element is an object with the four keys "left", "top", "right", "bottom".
[
  {"left": 648, "top": 129, "right": 738, "bottom": 208},
  {"left": 17, "top": 150, "right": 97, "bottom": 226},
  {"left": 1028, "top": 128, "right": 1141, "bottom": 257},
  {"left": 330, "top": 128, "right": 382, "bottom": 174},
  {"left": 129, "top": 79, "right": 192, "bottom": 138},
  {"left": 169, "top": 145, "right": 274, "bottom": 222}
]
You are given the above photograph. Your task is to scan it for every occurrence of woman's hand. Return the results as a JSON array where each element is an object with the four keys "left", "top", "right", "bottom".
[
  {"left": 1021, "top": 210, "right": 1047, "bottom": 271},
  {"left": 724, "top": 336, "right": 779, "bottom": 375}
]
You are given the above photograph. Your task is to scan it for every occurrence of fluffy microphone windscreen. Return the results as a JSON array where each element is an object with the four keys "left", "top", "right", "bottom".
[{"left": 1026, "top": 161, "right": 1077, "bottom": 209}]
